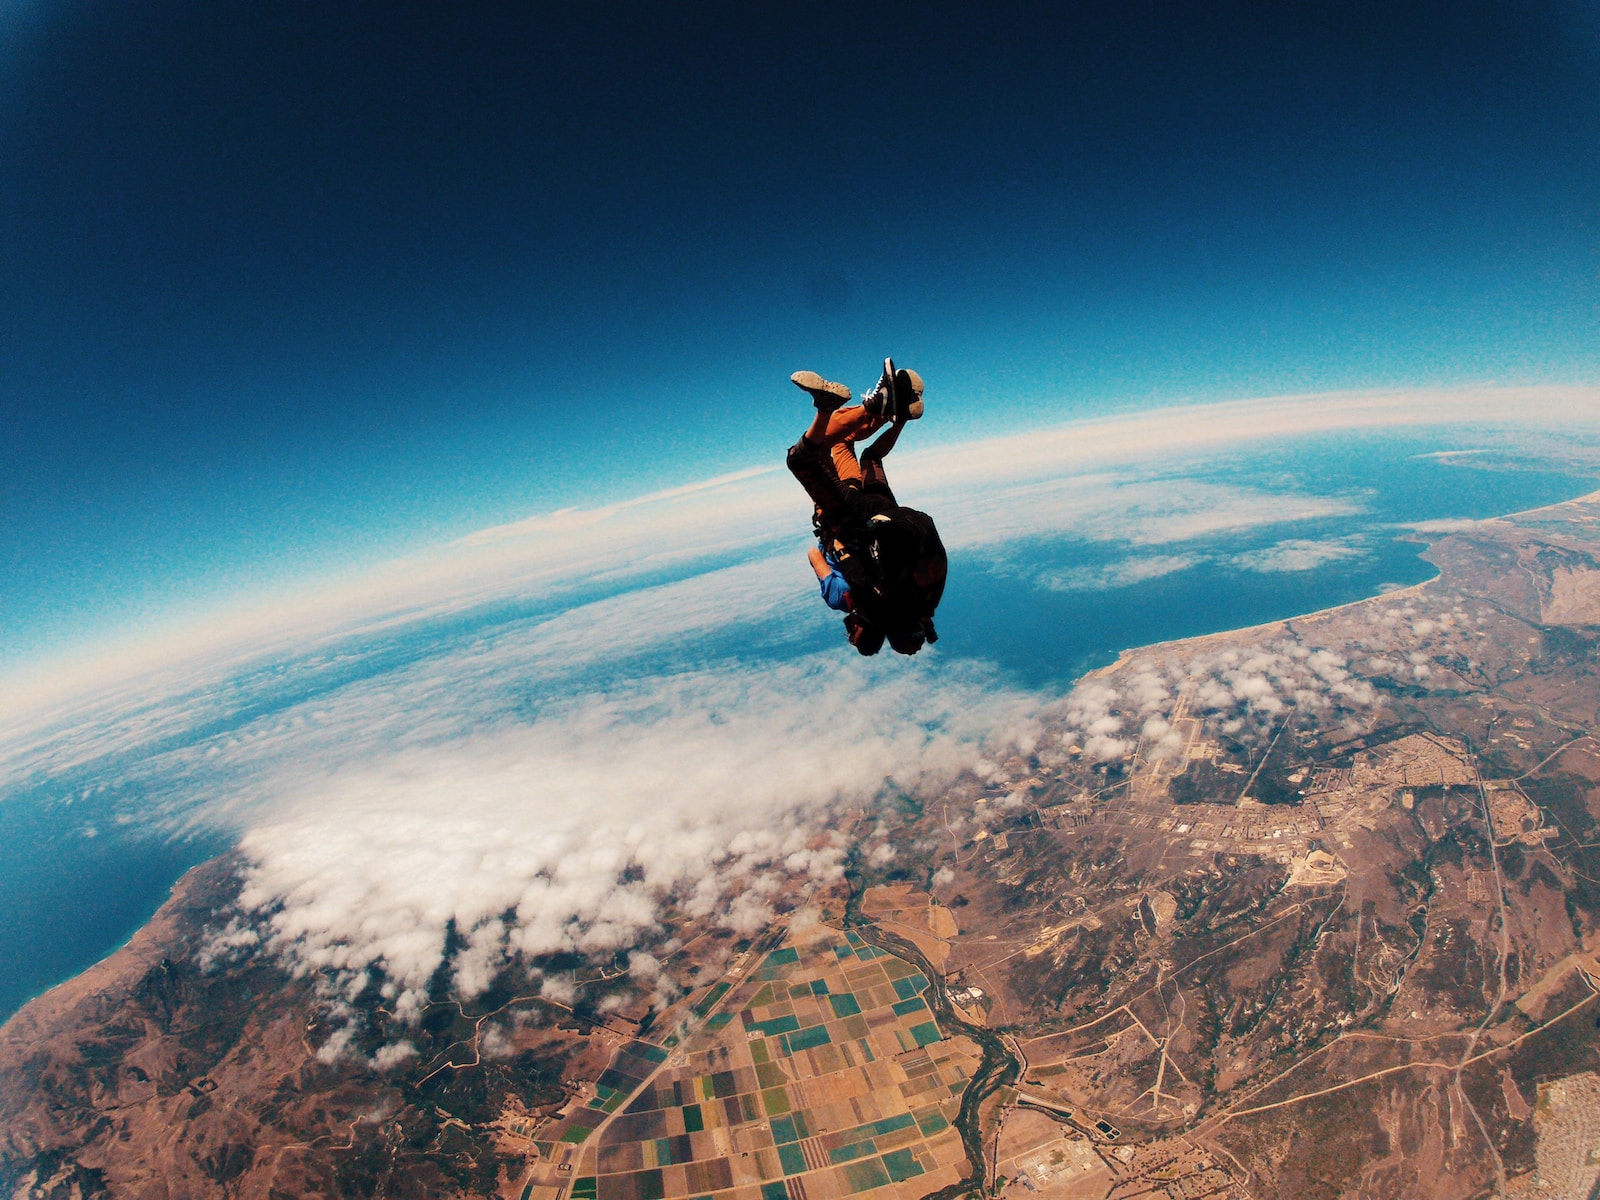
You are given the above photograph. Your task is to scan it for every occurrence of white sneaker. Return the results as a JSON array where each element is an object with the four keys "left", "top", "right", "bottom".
[{"left": 791, "top": 370, "right": 851, "bottom": 412}]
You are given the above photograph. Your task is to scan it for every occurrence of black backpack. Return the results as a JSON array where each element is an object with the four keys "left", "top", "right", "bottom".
[{"left": 828, "top": 506, "right": 946, "bottom": 655}]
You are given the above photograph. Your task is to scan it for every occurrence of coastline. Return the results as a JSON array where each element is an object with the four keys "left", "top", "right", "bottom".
[
  {"left": 0, "top": 854, "right": 240, "bottom": 1046},
  {"left": 6, "top": 478, "right": 1600, "bottom": 1199},
  {"left": 6, "top": 484, "right": 1599, "bottom": 1042},
  {"left": 1080, "top": 577, "right": 1436, "bottom": 682},
  {"left": 1082, "top": 484, "right": 1600, "bottom": 682}
]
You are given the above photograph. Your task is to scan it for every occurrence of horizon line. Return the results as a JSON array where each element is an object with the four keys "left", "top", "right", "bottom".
[{"left": 5, "top": 382, "right": 1598, "bottom": 732}]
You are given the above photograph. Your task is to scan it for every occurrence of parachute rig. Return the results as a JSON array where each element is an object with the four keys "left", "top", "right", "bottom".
[{"left": 785, "top": 360, "right": 947, "bottom": 656}]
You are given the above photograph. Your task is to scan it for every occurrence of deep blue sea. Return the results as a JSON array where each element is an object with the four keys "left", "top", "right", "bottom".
[
  {"left": 1, "top": 433, "right": 1594, "bottom": 1025},
  {"left": 940, "top": 434, "right": 1597, "bottom": 688}
]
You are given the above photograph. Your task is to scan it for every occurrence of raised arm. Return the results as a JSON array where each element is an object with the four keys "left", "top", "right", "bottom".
[{"left": 860, "top": 415, "right": 906, "bottom": 463}]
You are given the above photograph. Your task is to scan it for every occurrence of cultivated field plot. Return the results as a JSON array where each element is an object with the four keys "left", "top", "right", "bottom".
[{"left": 543, "top": 929, "right": 978, "bottom": 1200}]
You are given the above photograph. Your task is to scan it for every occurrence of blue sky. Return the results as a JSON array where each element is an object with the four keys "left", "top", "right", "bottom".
[{"left": 4, "top": 0, "right": 1598, "bottom": 669}]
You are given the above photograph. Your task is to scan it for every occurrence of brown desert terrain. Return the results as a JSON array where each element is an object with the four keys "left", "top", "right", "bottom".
[{"left": 8, "top": 492, "right": 1600, "bottom": 1199}]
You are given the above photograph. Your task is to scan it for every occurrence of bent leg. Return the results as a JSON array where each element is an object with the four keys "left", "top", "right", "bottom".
[
  {"left": 860, "top": 456, "right": 895, "bottom": 504},
  {"left": 791, "top": 393, "right": 894, "bottom": 537},
  {"left": 814, "top": 405, "right": 891, "bottom": 488},
  {"left": 821, "top": 405, "right": 884, "bottom": 445},
  {"left": 788, "top": 439, "right": 867, "bottom": 534},
  {"left": 831, "top": 439, "right": 862, "bottom": 487},
  {"left": 803, "top": 404, "right": 885, "bottom": 449}
]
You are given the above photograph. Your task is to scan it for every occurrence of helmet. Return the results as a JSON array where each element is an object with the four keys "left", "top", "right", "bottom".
[
  {"left": 844, "top": 613, "right": 884, "bottom": 656},
  {"left": 886, "top": 627, "right": 926, "bottom": 656}
]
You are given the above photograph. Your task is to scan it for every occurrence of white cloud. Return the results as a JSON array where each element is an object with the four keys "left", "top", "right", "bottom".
[
  {"left": 5, "top": 384, "right": 1596, "bottom": 1059},
  {"left": 370, "top": 1041, "right": 418, "bottom": 1072},
  {"left": 1033, "top": 554, "right": 1199, "bottom": 592},
  {"left": 1050, "top": 639, "right": 1379, "bottom": 766},
  {"left": 480, "top": 1024, "right": 514, "bottom": 1060},
  {"left": 1413, "top": 449, "right": 1494, "bottom": 461},
  {"left": 1405, "top": 519, "right": 1482, "bottom": 534},
  {"left": 207, "top": 653, "right": 1037, "bottom": 1028},
  {"left": 9, "top": 384, "right": 1597, "bottom": 741},
  {"left": 930, "top": 474, "right": 1362, "bottom": 554},
  {"left": 1231, "top": 537, "right": 1365, "bottom": 574},
  {"left": 1082, "top": 733, "right": 1133, "bottom": 761}
]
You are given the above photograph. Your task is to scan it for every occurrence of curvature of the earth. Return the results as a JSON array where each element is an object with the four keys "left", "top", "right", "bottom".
[{"left": 6, "top": 395, "right": 1600, "bottom": 1200}]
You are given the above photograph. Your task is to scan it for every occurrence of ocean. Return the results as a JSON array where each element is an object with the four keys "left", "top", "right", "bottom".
[
  {"left": 0, "top": 431, "right": 1593, "bottom": 1026},
  {"left": 938, "top": 433, "right": 1596, "bottom": 688}
]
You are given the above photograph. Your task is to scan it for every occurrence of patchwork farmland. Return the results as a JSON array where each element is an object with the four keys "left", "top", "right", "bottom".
[{"left": 528, "top": 929, "right": 979, "bottom": 1200}]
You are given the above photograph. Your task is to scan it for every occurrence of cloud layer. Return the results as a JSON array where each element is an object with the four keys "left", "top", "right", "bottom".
[
  {"left": 1046, "top": 635, "right": 1379, "bottom": 767},
  {"left": 201, "top": 653, "right": 1038, "bottom": 1032},
  {"left": 1230, "top": 536, "right": 1365, "bottom": 574},
  {"left": 8, "top": 384, "right": 1599, "bottom": 732},
  {"left": 5, "top": 386, "right": 1599, "bottom": 1059}
]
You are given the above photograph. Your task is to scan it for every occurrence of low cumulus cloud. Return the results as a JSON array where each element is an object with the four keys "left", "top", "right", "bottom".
[
  {"left": 929, "top": 474, "right": 1365, "bottom": 555},
  {"left": 1054, "top": 641, "right": 1378, "bottom": 763},
  {"left": 1024, "top": 533, "right": 1369, "bottom": 593},
  {"left": 12, "top": 386, "right": 1600, "bottom": 1063},
  {"left": 203, "top": 652, "right": 1037, "bottom": 1037},
  {"left": 217, "top": 617, "right": 1380, "bottom": 1044},
  {"left": 1230, "top": 537, "right": 1365, "bottom": 574},
  {"left": 1033, "top": 554, "right": 1199, "bottom": 593}
]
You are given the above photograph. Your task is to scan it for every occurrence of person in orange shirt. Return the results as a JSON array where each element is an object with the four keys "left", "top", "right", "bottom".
[{"left": 785, "top": 360, "right": 945, "bottom": 656}]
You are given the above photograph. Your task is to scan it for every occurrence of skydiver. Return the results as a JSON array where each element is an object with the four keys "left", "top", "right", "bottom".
[{"left": 785, "top": 360, "right": 947, "bottom": 656}]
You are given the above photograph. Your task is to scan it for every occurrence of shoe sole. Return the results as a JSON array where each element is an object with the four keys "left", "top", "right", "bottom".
[
  {"left": 894, "top": 368, "right": 924, "bottom": 420},
  {"left": 791, "top": 370, "right": 851, "bottom": 411}
]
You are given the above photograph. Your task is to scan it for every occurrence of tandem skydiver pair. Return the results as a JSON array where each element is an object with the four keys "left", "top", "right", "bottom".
[{"left": 784, "top": 359, "right": 947, "bottom": 657}]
